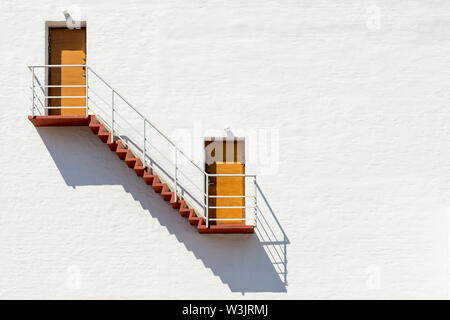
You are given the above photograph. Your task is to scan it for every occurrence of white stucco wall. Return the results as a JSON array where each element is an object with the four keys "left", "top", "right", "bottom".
[{"left": 0, "top": 0, "right": 449, "bottom": 299}]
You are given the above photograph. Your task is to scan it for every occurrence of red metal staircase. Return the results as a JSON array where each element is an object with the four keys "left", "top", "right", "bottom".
[
  {"left": 28, "top": 65, "right": 256, "bottom": 234},
  {"left": 88, "top": 115, "right": 254, "bottom": 234}
]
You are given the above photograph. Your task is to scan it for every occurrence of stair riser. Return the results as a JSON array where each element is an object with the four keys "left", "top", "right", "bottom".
[
  {"left": 116, "top": 152, "right": 127, "bottom": 160},
  {"left": 180, "top": 211, "right": 190, "bottom": 218},
  {"left": 189, "top": 219, "right": 200, "bottom": 225},
  {"left": 143, "top": 177, "right": 155, "bottom": 185},
  {"left": 125, "top": 160, "right": 137, "bottom": 168},
  {"left": 107, "top": 143, "right": 117, "bottom": 151},
  {"left": 98, "top": 134, "right": 109, "bottom": 143},
  {"left": 89, "top": 126, "right": 100, "bottom": 134}
]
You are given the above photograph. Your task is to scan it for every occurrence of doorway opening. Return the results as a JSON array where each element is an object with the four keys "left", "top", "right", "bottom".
[
  {"left": 205, "top": 137, "right": 245, "bottom": 225},
  {"left": 46, "top": 22, "right": 86, "bottom": 116}
]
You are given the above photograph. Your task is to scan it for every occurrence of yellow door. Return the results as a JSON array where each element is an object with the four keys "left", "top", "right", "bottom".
[
  {"left": 206, "top": 139, "right": 245, "bottom": 225},
  {"left": 48, "top": 28, "right": 86, "bottom": 115}
]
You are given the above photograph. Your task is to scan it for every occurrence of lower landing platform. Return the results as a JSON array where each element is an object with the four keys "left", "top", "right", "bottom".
[
  {"left": 28, "top": 115, "right": 91, "bottom": 127},
  {"left": 198, "top": 224, "right": 255, "bottom": 234}
]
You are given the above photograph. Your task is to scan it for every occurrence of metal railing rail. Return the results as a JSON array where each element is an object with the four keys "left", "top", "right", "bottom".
[{"left": 28, "top": 64, "right": 257, "bottom": 228}]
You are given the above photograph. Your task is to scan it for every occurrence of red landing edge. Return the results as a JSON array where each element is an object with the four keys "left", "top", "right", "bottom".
[
  {"left": 88, "top": 114, "right": 254, "bottom": 235},
  {"left": 197, "top": 223, "right": 255, "bottom": 234},
  {"left": 28, "top": 115, "right": 91, "bottom": 127}
]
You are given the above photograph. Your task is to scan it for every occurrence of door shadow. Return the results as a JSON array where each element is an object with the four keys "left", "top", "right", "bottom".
[{"left": 35, "top": 126, "right": 289, "bottom": 293}]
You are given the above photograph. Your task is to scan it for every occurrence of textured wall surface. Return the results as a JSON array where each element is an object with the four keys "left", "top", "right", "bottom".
[{"left": 0, "top": 0, "right": 449, "bottom": 299}]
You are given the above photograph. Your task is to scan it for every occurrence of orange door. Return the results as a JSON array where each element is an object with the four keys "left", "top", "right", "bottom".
[
  {"left": 48, "top": 28, "right": 86, "bottom": 115},
  {"left": 205, "top": 139, "right": 245, "bottom": 225}
]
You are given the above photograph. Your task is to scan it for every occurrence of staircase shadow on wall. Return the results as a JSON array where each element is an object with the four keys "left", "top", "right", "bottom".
[{"left": 36, "top": 126, "right": 288, "bottom": 293}]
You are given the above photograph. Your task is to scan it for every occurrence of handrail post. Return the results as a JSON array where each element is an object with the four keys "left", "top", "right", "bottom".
[
  {"left": 143, "top": 119, "right": 146, "bottom": 168},
  {"left": 85, "top": 66, "right": 89, "bottom": 117},
  {"left": 174, "top": 147, "right": 178, "bottom": 203},
  {"left": 31, "top": 67, "right": 35, "bottom": 117},
  {"left": 206, "top": 173, "right": 209, "bottom": 228},
  {"left": 111, "top": 90, "right": 115, "bottom": 141},
  {"left": 254, "top": 176, "right": 257, "bottom": 227}
]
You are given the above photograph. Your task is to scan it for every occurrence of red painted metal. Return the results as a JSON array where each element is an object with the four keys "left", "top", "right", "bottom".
[{"left": 28, "top": 115, "right": 91, "bottom": 127}]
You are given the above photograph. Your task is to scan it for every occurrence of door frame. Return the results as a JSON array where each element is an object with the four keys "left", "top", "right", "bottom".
[
  {"left": 204, "top": 137, "right": 246, "bottom": 224},
  {"left": 44, "top": 21, "right": 87, "bottom": 115}
]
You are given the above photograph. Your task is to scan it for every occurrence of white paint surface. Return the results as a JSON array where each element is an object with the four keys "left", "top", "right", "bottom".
[{"left": 0, "top": 0, "right": 449, "bottom": 299}]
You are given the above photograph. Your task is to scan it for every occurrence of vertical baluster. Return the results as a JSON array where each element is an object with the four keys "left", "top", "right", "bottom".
[
  {"left": 174, "top": 147, "right": 178, "bottom": 203},
  {"left": 254, "top": 176, "right": 257, "bottom": 227},
  {"left": 85, "top": 67, "right": 89, "bottom": 117},
  {"left": 205, "top": 173, "right": 209, "bottom": 228},
  {"left": 143, "top": 119, "right": 146, "bottom": 168},
  {"left": 31, "top": 67, "right": 35, "bottom": 117},
  {"left": 111, "top": 90, "right": 114, "bottom": 141}
]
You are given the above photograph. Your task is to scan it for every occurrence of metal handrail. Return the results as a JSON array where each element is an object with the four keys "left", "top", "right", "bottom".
[
  {"left": 28, "top": 64, "right": 257, "bottom": 228},
  {"left": 33, "top": 85, "right": 87, "bottom": 88},
  {"left": 207, "top": 174, "right": 257, "bottom": 177},
  {"left": 89, "top": 68, "right": 208, "bottom": 175},
  {"left": 29, "top": 64, "right": 86, "bottom": 68}
]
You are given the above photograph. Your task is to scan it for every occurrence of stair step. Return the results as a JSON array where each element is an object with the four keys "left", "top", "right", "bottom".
[
  {"left": 161, "top": 186, "right": 173, "bottom": 201},
  {"left": 89, "top": 124, "right": 101, "bottom": 134},
  {"left": 125, "top": 151, "right": 138, "bottom": 168},
  {"left": 143, "top": 171, "right": 157, "bottom": 185},
  {"left": 88, "top": 116, "right": 101, "bottom": 134},
  {"left": 134, "top": 161, "right": 145, "bottom": 176},
  {"left": 115, "top": 141, "right": 127, "bottom": 160},
  {"left": 90, "top": 116, "right": 117, "bottom": 150},
  {"left": 152, "top": 179, "right": 164, "bottom": 193},
  {"left": 106, "top": 136, "right": 118, "bottom": 151},
  {"left": 188, "top": 211, "right": 200, "bottom": 225},
  {"left": 98, "top": 131, "right": 110, "bottom": 143},
  {"left": 171, "top": 199, "right": 181, "bottom": 209},
  {"left": 179, "top": 200, "right": 192, "bottom": 218}
]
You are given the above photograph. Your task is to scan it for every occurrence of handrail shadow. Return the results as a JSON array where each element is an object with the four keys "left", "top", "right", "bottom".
[
  {"left": 255, "top": 181, "right": 289, "bottom": 286},
  {"left": 35, "top": 126, "right": 289, "bottom": 293}
]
